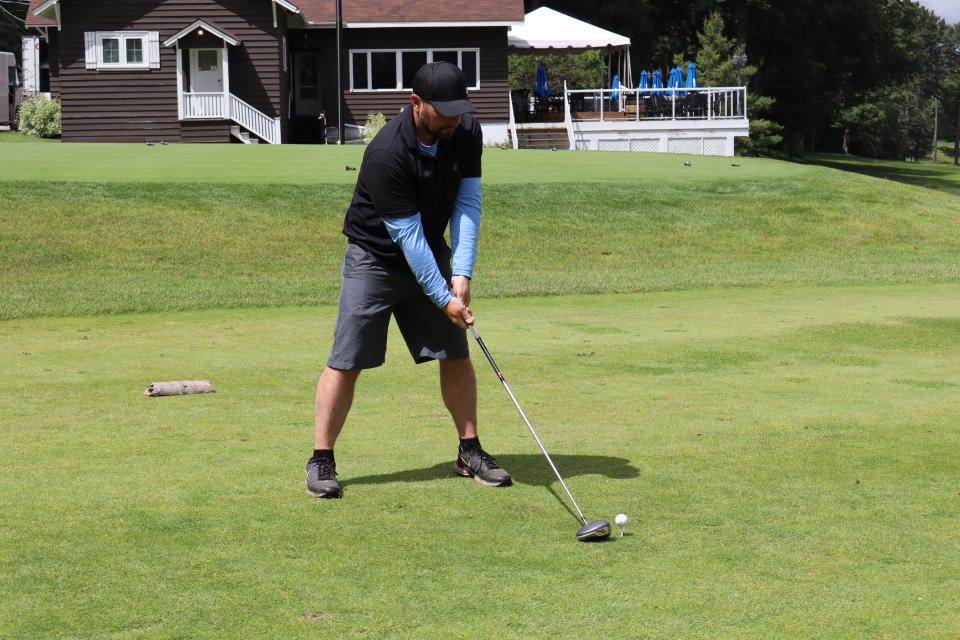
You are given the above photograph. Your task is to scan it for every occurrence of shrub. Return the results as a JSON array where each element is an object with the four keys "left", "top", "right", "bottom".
[
  {"left": 363, "top": 112, "right": 387, "bottom": 144},
  {"left": 509, "top": 51, "right": 605, "bottom": 91},
  {"left": 18, "top": 96, "right": 62, "bottom": 138}
]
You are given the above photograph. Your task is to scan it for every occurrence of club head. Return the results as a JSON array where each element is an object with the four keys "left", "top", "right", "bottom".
[{"left": 576, "top": 520, "right": 612, "bottom": 542}]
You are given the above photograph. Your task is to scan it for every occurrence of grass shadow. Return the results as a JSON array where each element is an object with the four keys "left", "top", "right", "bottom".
[
  {"left": 346, "top": 454, "right": 638, "bottom": 521},
  {"left": 345, "top": 454, "right": 637, "bottom": 487},
  {"left": 797, "top": 153, "right": 960, "bottom": 198},
  {"left": 343, "top": 453, "right": 640, "bottom": 487}
]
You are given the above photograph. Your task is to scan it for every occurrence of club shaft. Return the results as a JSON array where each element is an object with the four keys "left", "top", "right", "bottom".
[{"left": 469, "top": 325, "right": 589, "bottom": 526}]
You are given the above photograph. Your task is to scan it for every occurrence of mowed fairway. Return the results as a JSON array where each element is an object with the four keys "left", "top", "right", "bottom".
[{"left": 1, "top": 142, "right": 959, "bottom": 638}]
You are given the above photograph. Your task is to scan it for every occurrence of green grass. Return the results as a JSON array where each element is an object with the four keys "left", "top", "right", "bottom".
[
  {"left": 1, "top": 165, "right": 958, "bottom": 320},
  {"left": 935, "top": 140, "right": 957, "bottom": 165},
  {"left": 0, "top": 131, "right": 56, "bottom": 143},
  {"left": 1, "top": 145, "right": 959, "bottom": 638},
  {"left": 2, "top": 286, "right": 958, "bottom": 639},
  {"left": 804, "top": 152, "right": 960, "bottom": 198},
  {"left": 0, "top": 142, "right": 808, "bottom": 184}
]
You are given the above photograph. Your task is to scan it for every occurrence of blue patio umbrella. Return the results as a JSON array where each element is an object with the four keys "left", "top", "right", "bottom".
[
  {"left": 669, "top": 66, "right": 685, "bottom": 96},
  {"left": 639, "top": 70, "right": 649, "bottom": 90},
  {"left": 669, "top": 66, "right": 683, "bottom": 89},
  {"left": 534, "top": 62, "right": 551, "bottom": 98},
  {"left": 611, "top": 73, "right": 620, "bottom": 100},
  {"left": 652, "top": 69, "right": 664, "bottom": 89},
  {"left": 685, "top": 63, "right": 698, "bottom": 89}
]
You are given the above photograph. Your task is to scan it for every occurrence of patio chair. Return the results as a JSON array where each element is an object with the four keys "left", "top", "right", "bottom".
[
  {"left": 512, "top": 89, "right": 530, "bottom": 123},
  {"left": 683, "top": 90, "right": 707, "bottom": 118}
]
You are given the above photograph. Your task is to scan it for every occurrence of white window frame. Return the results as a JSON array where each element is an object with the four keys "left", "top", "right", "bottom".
[
  {"left": 348, "top": 47, "right": 481, "bottom": 92},
  {"left": 97, "top": 31, "right": 150, "bottom": 69}
]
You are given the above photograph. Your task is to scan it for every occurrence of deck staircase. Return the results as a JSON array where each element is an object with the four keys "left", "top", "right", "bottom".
[
  {"left": 230, "top": 125, "right": 260, "bottom": 144},
  {"left": 182, "top": 92, "right": 281, "bottom": 143},
  {"left": 230, "top": 94, "right": 280, "bottom": 144},
  {"left": 514, "top": 126, "right": 570, "bottom": 150}
]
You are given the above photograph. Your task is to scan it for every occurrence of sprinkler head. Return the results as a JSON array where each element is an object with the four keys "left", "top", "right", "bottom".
[{"left": 576, "top": 520, "right": 612, "bottom": 542}]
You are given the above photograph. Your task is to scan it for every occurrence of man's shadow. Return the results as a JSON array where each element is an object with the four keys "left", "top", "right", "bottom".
[{"left": 346, "top": 454, "right": 638, "bottom": 520}]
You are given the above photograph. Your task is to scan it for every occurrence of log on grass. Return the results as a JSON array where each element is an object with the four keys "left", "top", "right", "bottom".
[{"left": 144, "top": 380, "right": 215, "bottom": 397}]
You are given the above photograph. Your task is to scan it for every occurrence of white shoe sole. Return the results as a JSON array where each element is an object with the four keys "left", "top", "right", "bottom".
[{"left": 454, "top": 462, "right": 512, "bottom": 487}]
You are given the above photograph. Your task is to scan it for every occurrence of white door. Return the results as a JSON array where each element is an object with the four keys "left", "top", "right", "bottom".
[
  {"left": 294, "top": 52, "right": 322, "bottom": 116},
  {"left": 190, "top": 49, "right": 222, "bottom": 93}
]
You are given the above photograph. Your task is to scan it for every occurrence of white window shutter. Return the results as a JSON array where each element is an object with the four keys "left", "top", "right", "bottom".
[
  {"left": 84, "top": 32, "right": 97, "bottom": 69},
  {"left": 148, "top": 31, "right": 161, "bottom": 69}
]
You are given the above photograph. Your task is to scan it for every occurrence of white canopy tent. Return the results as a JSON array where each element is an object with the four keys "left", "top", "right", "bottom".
[{"left": 508, "top": 6, "right": 632, "bottom": 86}]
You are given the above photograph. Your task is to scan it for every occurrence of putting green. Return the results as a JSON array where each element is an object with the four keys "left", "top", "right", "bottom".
[{"left": 0, "top": 142, "right": 811, "bottom": 184}]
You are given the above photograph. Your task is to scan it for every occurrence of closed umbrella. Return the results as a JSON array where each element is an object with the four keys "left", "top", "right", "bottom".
[
  {"left": 639, "top": 70, "right": 649, "bottom": 90},
  {"left": 669, "top": 66, "right": 682, "bottom": 89},
  {"left": 652, "top": 69, "right": 664, "bottom": 89},
  {"left": 534, "top": 62, "right": 551, "bottom": 98},
  {"left": 669, "top": 66, "right": 684, "bottom": 98},
  {"left": 685, "top": 63, "right": 698, "bottom": 89}
]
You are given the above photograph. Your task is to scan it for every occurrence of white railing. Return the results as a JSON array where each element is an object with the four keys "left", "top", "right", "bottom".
[
  {"left": 230, "top": 93, "right": 281, "bottom": 144},
  {"left": 563, "top": 81, "right": 575, "bottom": 150},
  {"left": 183, "top": 92, "right": 228, "bottom": 119},
  {"left": 564, "top": 86, "right": 748, "bottom": 123},
  {"left": 507, "top": 90, "right": 518, "bottom": 150},
  {"left": 181, "top": 91, "right": 281, "bottom": 144}
]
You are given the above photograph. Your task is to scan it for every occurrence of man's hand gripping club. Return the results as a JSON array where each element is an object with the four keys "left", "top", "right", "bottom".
[{"left": 444, "top": 274, "right": 474, "bottom": 328}]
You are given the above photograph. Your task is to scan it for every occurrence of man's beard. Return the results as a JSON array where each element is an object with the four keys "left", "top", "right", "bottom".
[{"left": 425, "top": 114, "right": 458, "bottom": 139}]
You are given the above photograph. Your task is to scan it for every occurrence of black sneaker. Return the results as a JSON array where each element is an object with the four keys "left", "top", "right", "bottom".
[
  {"left": 455, "top": 447, "right": 512, "bottom": 487},
  {"left": 305, "top": 457, "right": 342, "bottom": 499}
]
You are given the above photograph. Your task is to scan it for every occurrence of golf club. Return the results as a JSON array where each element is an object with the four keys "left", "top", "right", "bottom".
[{"left": 469, "top": 324, "right": 611, "bottom": 542}]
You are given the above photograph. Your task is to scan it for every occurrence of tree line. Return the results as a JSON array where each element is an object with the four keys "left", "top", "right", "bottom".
[
  {"left": 0, "top": 0, "right": 28, "bottom": 60},
  {"left": 528, "top": 0, "right": 960, "bottom": 162},
  {"left": 3, "top": 0, "right": 958, "bottom": 160}
]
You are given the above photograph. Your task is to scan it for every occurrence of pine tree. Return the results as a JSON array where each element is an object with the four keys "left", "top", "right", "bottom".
[
  {"left": 694, "top": 11, "right": 781, "bottom": 155},
  {"left": 0, "top": 1, "right": 28, "bottom": 64},
  {"left": 695, "top": 12, "right": 737, "bottom": 87}
]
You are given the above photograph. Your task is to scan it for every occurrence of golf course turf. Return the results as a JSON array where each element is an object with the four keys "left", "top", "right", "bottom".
[{"left": 1, "top": 141, "right": 958, "bottom": 638}]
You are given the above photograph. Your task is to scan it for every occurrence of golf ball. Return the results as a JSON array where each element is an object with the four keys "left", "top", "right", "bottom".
[{"left": 615, "top": 513, "right": 628, "bottom": 526}]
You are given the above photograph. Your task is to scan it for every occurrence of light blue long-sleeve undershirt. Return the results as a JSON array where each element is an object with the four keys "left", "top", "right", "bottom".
[
  {"left": 382, "top": 141, "right": 482, "bottom": 309},
  {"left": 383, "top": 212, "right": 453, "bottom": 308},
  {"left": 450, "top": 177, "right": 482, "bottom": 279}
]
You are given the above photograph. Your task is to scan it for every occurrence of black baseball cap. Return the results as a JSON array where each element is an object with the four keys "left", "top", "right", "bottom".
[{"left": 411, "top": 62, "right": 476, "bottom": 117}]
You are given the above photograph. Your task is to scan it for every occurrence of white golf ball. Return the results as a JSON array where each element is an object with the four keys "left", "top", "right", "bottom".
[{"left": 615, "top": 513, "right": 628, "bottom": 526}]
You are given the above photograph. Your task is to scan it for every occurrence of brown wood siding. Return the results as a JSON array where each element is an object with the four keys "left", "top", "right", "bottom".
[
  {"left": 48, "top": 31, "right": 60, "bottom": 99},
  {"left": 56, "top": 0, "right": 286, "bottom": 143},
  {"left": 181, "top": 120, "right": 232, "bottom": 142},
  {"left": 289, "top": 26, "right": 508, "bottom": 128},
  {"left": 279, "top": 19, "right": 290, "bottom": 140}
]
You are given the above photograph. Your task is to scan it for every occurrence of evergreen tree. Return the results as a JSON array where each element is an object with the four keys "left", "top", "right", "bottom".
[
  {"left": 0, "top": 0, "right": 28, "bottom": 64},
  {"left": 831, "top": 2, "right": 953, "bottom": 161},
  {"left": 941, "top": 24, "right": 960, "bottom": 165},
  {"left": 694, "top": 11, "right": 781, "bottom": 155},
  {"left": 694, "top": 12, "right": 738, "bottom": 87}
]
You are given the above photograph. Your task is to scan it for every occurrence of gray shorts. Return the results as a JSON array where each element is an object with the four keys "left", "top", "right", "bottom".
[{"left": 327, "top": 242, "right": 469, "bottom": 370}]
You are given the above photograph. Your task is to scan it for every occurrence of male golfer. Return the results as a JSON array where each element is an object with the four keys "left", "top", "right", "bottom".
[{"left": 305, "top": 62, "right": 512, "bottom": 498}]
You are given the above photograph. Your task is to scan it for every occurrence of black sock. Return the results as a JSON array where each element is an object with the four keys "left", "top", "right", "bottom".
[
  {"left": 312, "top": 449, "right": 334, "bottom": 463},
  {"left": 459, "top": 437, "right": 481, "bottom": 452}
]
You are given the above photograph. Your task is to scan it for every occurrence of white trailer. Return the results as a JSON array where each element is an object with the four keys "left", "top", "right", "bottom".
[{"left": 21, "top": 36, "right": 40, "bottom": 96}]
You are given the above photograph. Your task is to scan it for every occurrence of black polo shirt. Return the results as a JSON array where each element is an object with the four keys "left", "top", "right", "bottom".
[{"left": 342, "top": 108, "right": 482, "bottom": 268}]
